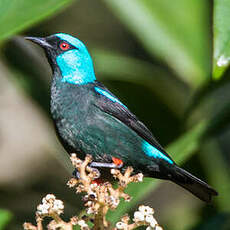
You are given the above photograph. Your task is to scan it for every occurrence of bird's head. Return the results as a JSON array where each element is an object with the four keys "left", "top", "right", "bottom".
[{"left": 25, "top": 33, "right": 96, "bottom": 85}]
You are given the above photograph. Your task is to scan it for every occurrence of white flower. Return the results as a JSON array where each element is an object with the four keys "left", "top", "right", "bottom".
[
  {"left": 116, "top": 222, "right": 127, "bottom": 229},
  {"left": 37, "top": 203, "right": 49, "bottom": 215},
  {"left": 108, "top": 196, "right": 119, "bottom": 207},
  {"left": 78, "top": 219, "right": 89, "bottom": 229},
  {"left": 70, "top": 154, "right": 82, "bottom": 166},
  {"left": 145, "top": 214, "right": 154, "bottom": 223},
  {"left": 86, "top": 207, "right": 94, "bottom": 214},
  {"left": 133, "top": 211, "right": 145, "bottom": 222},
  {"left": 111, "top": 169, "right": 116, "bottom": 174},
  {"left": 90, "top": 183, "right": 97, "bottom": 189},
  {"left": 146, "top": 226, "right": 154, "bottom": 230},
  {"left": 147, "top": 216, "right": 157, "bottom": 227},
  {"left": 53, "top": 199, "right": 64, "bottom": 214},
  {"left": 37, "top": 194, "right": 64, "bottom": 216},
  {"left": 42, "top": 198, "right": 48, "bottom": 204},
  {"left": 45, "top": 194, "right": 56, "bottom": 201},
  {"left": 53, "top": 200, "right": 64, "bottom": 209},
  {"left": 138, "top": 205, "right": 154, "bottom": 215},
  {"left": 137, "top": 173, "right": 143, "bottom": 182},
  {"left": 78, "top": 220, "right": 86, "bottom": 226},
  {"left": 85, "top": 201, "right": 93, "bottom": 206},
  {"left": 155, "top": 225, "right": 163, "bottom": 230}
]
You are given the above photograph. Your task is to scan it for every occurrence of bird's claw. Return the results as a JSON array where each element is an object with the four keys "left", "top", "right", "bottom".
[
  {"left": 89, "top": 158, "right": 123, "bottom": 169},
  {"left": 72, "top": 167, "right": 101, "bottom": 179},
  {"left": 72, "top": 158, "right": 123, "bottom": 180}
]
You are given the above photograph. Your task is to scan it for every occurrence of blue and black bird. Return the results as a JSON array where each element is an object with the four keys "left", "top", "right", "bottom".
[{"left": 26, "top": 33, "right": 218, "bottom": 202}]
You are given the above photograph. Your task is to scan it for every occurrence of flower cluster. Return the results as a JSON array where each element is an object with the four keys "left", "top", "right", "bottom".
[
  {"left": 67, "top": 154, "right": 144, "bottom": 214},
  {"left": 23, "top": 194, "right": 90, "bottom": 230},
  {"left": 115, "top": 205, "right": 162, "bottom": 230},
  {"left": 37, "top": 194, "right": 64, "bottom": 216},
  {"left": 23, "top": 154, "right": 163, "bottom": 230}
]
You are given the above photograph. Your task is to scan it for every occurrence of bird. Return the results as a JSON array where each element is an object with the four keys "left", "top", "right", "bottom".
[{"left": 25, "top": 33, "right": 218, "bottom": 202}]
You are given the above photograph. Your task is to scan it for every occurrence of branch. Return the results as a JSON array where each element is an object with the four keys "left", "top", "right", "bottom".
[{"left": 23, "top": 154, "right": 163, "bottom": 230}]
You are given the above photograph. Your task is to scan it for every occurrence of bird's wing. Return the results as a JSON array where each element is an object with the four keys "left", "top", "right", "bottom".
[{"left": 93, "top": 82, "right": 173, "bottom": 161}]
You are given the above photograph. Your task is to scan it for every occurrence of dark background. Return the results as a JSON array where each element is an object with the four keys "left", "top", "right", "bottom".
[{"left": 0, "top": 0, "right": 230, "bottom": 229}]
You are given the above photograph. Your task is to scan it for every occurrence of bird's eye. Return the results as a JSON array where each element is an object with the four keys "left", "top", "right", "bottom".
[{"left": 59, "top": 41, "right": 70, "bottom": 51}]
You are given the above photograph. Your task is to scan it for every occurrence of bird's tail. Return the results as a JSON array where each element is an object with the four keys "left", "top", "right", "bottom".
[{"left": 171, "top": 165, "right": 218, "bottom": 202}]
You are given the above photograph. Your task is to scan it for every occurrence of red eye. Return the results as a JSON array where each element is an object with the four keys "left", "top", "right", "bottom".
[{"left": 59, "top": 42, "right": 70, "bottom": 51}]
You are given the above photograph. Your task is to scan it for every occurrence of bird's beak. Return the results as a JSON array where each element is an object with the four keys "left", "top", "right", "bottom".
[{"left": 25, "top": 36, "right": 52, "bottom": 49}]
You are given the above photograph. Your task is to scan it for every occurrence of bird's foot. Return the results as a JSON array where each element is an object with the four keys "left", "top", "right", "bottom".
[
  {"left": 73, "top": 158, "right": 123, "bottom": 180},
  {"left": 90, "top": 158, "right": 123, "bottom": 169},
  {"left": 72, "top": 167, "right": 101, "bottom": 179},
  {"left": 112, "top": 157, "right": 123, "bottom": 168}
]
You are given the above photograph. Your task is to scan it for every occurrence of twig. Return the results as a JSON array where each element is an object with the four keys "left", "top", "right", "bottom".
[{"left": 23, "top": 154, "right": 162, "bottom": 230}]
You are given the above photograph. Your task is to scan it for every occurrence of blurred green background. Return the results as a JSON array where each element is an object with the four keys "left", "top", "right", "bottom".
[{"left": 0, "top": 0, "right": 230, "bottom": 229}]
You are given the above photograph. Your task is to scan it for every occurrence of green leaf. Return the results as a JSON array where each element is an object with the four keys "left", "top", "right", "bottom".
[
  {"left": 213, "top": 0, "right": 230, "bottom": 79},
  {"left": 103, "top": 0, "right": 211, "bottom": 87},
  {"left": 93, "top": 49, "right": 190, "bottom": 117},
  {"left": 0, "top": 0, "right": 74, "bottom": 42},
  {"left": 0, "top": 209, "right": 12, "bottom": 230},
  {"left": 107, "top": 121, "right": 207, "bottom": 223},
  {"left": 201, "top": 140, "right": 230, "bottom": 212}
]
